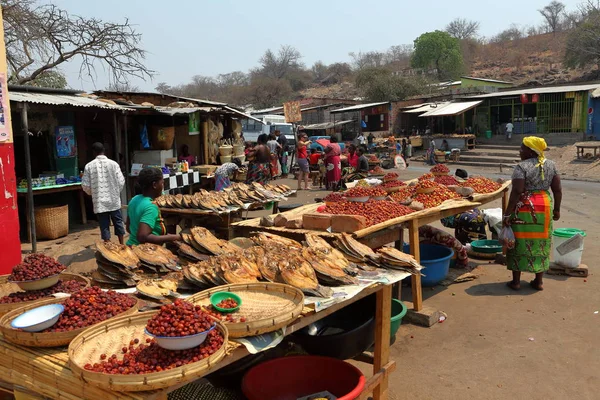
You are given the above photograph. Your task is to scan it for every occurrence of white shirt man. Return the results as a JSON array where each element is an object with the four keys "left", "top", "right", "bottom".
[
  {"left": 82, "top": 142, "right": 126, "bottom": 243},
  {"left": 357, "top": 134, "right": 367, "bottom": 146},
  {"left": 505, "top": 122, "right": 514, "bottom": 139}
]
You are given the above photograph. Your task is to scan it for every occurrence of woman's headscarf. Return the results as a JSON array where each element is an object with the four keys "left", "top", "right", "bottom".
[{"left": 523, "top": 136, "right": 548, "bottom": 179}]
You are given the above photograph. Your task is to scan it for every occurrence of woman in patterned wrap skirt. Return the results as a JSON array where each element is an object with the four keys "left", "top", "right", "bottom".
[{"left": 503, "top": 136, "right": 562, "bottom": 291}]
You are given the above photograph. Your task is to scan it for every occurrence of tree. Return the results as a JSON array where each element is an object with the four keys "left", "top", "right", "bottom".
[
  {"left": 445, "top": 18, "right": 480, "bottom": 40},
  {"left": 564, "top": 6, "right": 600, "bottom": 69},
  {"left": 2, "top": 0, "right": 153, "bottom": 86},
  {"left": 311, "top": 60, "right": 328, "bottom": 82},
  {"left": 355, "top": 67, "right": 426, "bottom": 102},
  {"left": 155, "top": 82, "right": 172, "bottom": 94},
  {"left": 257, "top": 45, "right": 303, "bottom": 79},
  {"left": 106, "top": 81, "right": 140, "bottom": 92},
  {"left": 384, "top": 45, "right": 413, "bottom": 64},
  {"left": 539, "top": 1, "right": 566, "bottom": 34},
  {"left": 246, "top": 77, "right": 292, "bottom": 109},
  {"left": 26, "top": 70, "right": 68, "bottom": 89},
  {"left": 349, "top": 51, "right": 385, "bottom": 70},
  {"left": 411, "top": 31, "right": 464, "bottom": 80},
  {"left": 491, "top": 24, "right": 524, "bottom": 42}
]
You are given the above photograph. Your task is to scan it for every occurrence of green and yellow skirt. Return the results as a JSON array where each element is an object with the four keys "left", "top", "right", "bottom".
[{"left": 507, "top": 190, "right": 553, "bottom": 273}]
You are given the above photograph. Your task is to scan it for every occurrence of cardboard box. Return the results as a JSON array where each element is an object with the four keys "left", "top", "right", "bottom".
[
  {"left": 331, "top": 214, "right": 367, "bottom": 233},
  {"left": 302, "top": 213, "right": 332, "bottom": 231}
]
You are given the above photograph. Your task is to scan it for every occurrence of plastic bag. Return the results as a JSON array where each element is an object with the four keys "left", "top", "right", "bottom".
[
  {"left": 499, "top": 226, "right": 516, "bottom": 249},
  {"left": 140, "top": 122, "right": 150, "bottom": 149}
]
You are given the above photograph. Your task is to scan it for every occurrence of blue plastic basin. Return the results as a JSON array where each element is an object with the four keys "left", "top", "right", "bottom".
[{"left": 403, "top": 244, "right": 454, "bottom": 286}]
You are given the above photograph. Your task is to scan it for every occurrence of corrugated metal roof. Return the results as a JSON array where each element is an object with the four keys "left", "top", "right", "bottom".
[
  {"left": 462, "top": 76, "right": 513, "bottom": 84},
  {"left": 330, "top": 102, "right": 389, "bottom": 114},
  {"left": 592, "top": 87, "right": 600, "bottom": 98},
  {"left": 300, "top": 120, "right": 355, "bottom": 130},
  {"left": 405, "top": 102, "right": 450, "bottom": 114},
  {"left": 152, "top": 106, "right": 217, "bottom": 115},
  {"left": 469, "top": 83, "right": 600, "bottom": 99},
  {"left": 9, "top": 91, "right": 126, "bottom": 110},
  {"left": 419, "top": 101, "right": 482, "bottom": 117},
  {"left": 223, "top": 106, "right": 263, "bottom": 123},
  {"left": 92, "top": 90, "right": 227, "bottom": 106}
]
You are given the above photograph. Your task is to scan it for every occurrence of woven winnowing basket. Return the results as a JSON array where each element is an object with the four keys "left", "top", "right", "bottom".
[
  {"left": 0, "top": 296, "right": 140, "bottom": 347},
  {"left": 68, "top": 311, "right": 229, "bottom": 392},
  {"left": 35, "top": 204, "right": 69, "bottom": 239},
  {"left": 186, "top": 283, "right": 304, "bottom": 338},
  {"left": 0, "top": 272, "right": 91, "bottom": 317}
]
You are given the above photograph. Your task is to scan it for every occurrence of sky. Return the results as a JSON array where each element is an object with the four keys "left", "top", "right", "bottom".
[{"left": 50, "top": 0, "right": 583, "bottom": 92}]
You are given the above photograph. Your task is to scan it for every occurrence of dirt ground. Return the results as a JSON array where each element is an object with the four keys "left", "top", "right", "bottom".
[{"left": 20, "top": 166, "right": 600, "bottom": 400}]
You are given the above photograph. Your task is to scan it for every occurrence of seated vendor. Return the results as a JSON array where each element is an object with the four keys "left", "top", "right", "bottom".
[
  {"left": 214, "top": 159, "right": 242, "bottom": 191},
  {"left": 346, "top": 144, "right": 359, "bottom": 169},
  {"left": 126, "top": 167, "right": 181, "bottom": 246},
  {"left": 178, "top": 144, "right": 195, "bottom": 166},
  {"left": 356, "top": 146, "right": 369, "bottom": 173}
]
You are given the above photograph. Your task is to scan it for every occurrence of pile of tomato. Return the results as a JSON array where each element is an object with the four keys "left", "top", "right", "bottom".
[
  {"left": 345, "top": 187, "right": 372, "bottom": 198},
  {"left": 380, "top": 180, "right": 406, "bottom": 189},
  {"left": 323, "top": 200, "right": 414, "bottom": 226},
  {"left": 412, "top": 186, "right": 460, "bottom": 208},
  {"left": 430, "top": 164, "right": 450, "bottom": 174},
  {"left": 369, "top": 166, "right": 384, "bottom": 175},
  {"left": 416, "top": 179, "right": 437, "bottom": 190},
  {"left": 460, "top": 177, "right": 501, "bottom": 194},
  {"left": 434, "top": 175, "right": 459, "bottom": 186},
  {"left": 390, "top": 186, "right": 416, "bottom": 202},
  {"left": 418, "top": 173, "right": 434, "bottom": 181},
  {"left": 383, "top": 172, "right": 399, "bottom": 182}
]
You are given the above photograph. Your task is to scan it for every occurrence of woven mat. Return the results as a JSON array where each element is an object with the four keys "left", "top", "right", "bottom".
[{"left": 194, "top": 291, "right": 297, "bottom": 321}]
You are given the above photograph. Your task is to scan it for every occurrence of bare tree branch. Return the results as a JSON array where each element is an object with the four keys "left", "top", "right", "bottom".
[
  {"left": 445, "top": 18, "right": 480, "bottom": 40},
  {"left": 2, "top": 1, "right": 153, "bottom": 86}
]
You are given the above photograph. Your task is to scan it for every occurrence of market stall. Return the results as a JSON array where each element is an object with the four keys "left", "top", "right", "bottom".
[{"left": 233, "top": 176, "right": 511, "bottom": 311}]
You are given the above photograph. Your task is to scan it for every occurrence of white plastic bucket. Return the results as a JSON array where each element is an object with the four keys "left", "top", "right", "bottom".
[{"left": 552, "top": 228, "right": 586, "bottom": 268}]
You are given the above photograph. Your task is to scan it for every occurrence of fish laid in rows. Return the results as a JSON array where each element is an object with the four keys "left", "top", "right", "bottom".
[
  {"left": 96, "top": 241, "right": 139, "bottom": 269},
  {"left": 132, "top": 243, "right": 179, "bottom": 271}
]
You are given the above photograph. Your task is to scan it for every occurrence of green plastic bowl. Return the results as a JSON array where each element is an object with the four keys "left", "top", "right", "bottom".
[
  {"left": 470, "top": 239, "right": 502, "bottom": 254},
  {"left": 390, "top": 299, "right": 407, "bottom": 340},
  {"left": 210, "top": 292, "right": 242, "bottom": 313}
]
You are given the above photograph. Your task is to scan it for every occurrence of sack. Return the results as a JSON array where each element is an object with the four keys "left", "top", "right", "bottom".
[{"left": 499, "top": 226, "right": 516, "bottom": 249}]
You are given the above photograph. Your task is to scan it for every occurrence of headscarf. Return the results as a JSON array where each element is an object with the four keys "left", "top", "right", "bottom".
[{"left": 522, "top": 136, "right": 548, "bottom": 179}]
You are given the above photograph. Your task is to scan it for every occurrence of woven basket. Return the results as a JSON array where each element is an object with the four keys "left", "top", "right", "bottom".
[
  {"left": 0, "top": 296, "right": 141, "bottom": 347},
  {"left": 35, "top": 204, "right": 69, "bottom": 239},
  {"left": 432, "top": 171, "right": 449, "bottom": 176},
  {"left": 186, "top": 283, "right": 304, "bottom": 338},
  {"left": 68, "top": 311, "right": 228, "bottom": 392},
  {"left": 0, "top": 272, "right": 90, "bottom": 317}
]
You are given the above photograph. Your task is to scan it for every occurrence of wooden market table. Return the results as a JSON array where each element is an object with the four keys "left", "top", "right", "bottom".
[
  {"left": 17, "top": 183, "right": 87, "bottom": 242},
  {"left": 233, "top": 180, "right": 512, "bottom": 312},
  {"left": 574, "top": 141, "right": 600, "bottom": 160},
  {"left": 0, "top": 283, "right": 396, "bottom": 400}
]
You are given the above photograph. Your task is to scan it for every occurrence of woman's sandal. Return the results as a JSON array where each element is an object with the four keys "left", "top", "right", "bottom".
[
  {"left": 529, "top": 280, "right": 544, "bottom": 291},
  {"left": 506, "top": 281, "right": 521, "bottom": 291}
]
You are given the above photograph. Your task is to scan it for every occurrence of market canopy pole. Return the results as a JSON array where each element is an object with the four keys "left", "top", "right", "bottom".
[
  {"left": 123, "top": 112, "right": 129, "bottom": 200},
  {"left": 20, "top": 103, "right": 36, "bottom": 252}
]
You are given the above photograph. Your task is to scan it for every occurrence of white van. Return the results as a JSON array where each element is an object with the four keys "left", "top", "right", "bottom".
[{"left": 241, "top": 114, "right": 295, "bottom": 145}]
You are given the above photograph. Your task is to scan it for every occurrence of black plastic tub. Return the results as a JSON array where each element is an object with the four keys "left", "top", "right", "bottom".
[{"left": 291, "top": 295, "right": 375, "bottom": 360}]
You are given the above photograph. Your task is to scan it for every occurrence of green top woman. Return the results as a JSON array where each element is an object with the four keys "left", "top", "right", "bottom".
[
  {"left": 503, "top": 136, "right": 562, "bottom": 291},
  {"left": 126, "top": 168, "right": 181, "bottom": 246}
]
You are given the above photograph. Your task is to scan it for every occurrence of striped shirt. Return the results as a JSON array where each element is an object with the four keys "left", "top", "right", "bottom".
[{"left": 82, "top": 155, "right": 125, "bottom": 214}]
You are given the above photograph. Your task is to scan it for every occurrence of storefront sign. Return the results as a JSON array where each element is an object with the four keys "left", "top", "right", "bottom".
[
  {"left": 188, "top": 111, "right": 200, "bottom": 136},
  {"left": 283, "top": 101, "right": 302, "bottom": 123},
  {"left": 0, "top": 73, "right": 10, "bottom": 143},
  {"left": 55, "top": 126, "right": 76, "bottom": 158}
]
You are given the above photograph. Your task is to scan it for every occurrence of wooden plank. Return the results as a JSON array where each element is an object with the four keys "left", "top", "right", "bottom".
[
  {"left": 373, "top": 285, "right": 392, "bottom": 400},
  {"left": 359, "top": 361, "right": 397, "bottom": 400},
  {"left": 409, "top": 219, "right": 423, "bottom": 312},
  {"left": 78, "top": 190, "right": 87, "bottom": 224},
  {"left": 358, "top": 229, "right": 401, "bottom": 250}
]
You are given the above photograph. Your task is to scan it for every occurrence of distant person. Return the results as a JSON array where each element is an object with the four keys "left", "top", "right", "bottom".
[
  {"left": 214, "top": 159, "right": 242, "bottom": 191},
  {"left": 296, "top": 133, "right": 312, "bottom": 190},
  {"left": 505, "top": 120, "right": 514, "bottom": 140},
  {"left": 356, "top": 132, "right": 367, "bottom": 146},
  {"left": 178, "top": 144, "right": 195, "bottom": 165},
  {"left": 346, "top": 144, "right": 359, "bottom": 169},
  {"left": 356, "top": 146, "right": 370, "bottom": 173},
  {"left": 441, "top": 139, "right": 449, "bottom": 152},
  {"left": 309, "top": 148, "right": 321, "bottom": 166},
  {"left": 246, "top": 134, "right": 271, "bottom": 185},
  {"left": 427, "top": 139, "right": 437, "bottom": 165},
  {"left": 267, "top": 134, "right": 281, "bottom": 178},
  {"left": 275, "top": 130, "right": 288, "bottom": 175},
  {"left": 401, "top": 138, "right": 411, "bottom": 167},
  {"left": 368, "top": 132, "right": 375, "bottom": 146},
  {"left": 324, "top": 136, "right": 342, "bottom": 190},
  {"left": 82, "top": 142, "right": 126, "bottom": 244}
]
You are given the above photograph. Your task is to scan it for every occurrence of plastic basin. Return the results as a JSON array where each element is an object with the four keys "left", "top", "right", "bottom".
[
  {"left": 553, "top": 228, "right": 587, "bottom": 268},
  {"left": 242, "top": 355, "right": 365, "bottom": 400},
  {"left": 390, "top": 299, "right": 407, "bottom": 339},
  {"left": 470, "top": 239, "right": 502, "bottom": 254},
  {"left": 404, "top": 243, "right": 454, "bottom": 286}
]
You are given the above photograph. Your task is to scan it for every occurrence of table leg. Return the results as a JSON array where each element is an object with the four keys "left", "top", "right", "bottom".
[
  {"left": 408, "top": 219, "right": 423, "bottom": 311},
  {"left": 272, "top": 201, "right": 279, "bottom": 214},
  {"left": 392, "top": 228, "right": 404, "bottom": 300},
  {"left": 79, "top": 190, "right": 88, "bottom": 224},
  {"left": 373, "top": 285, "right": 392, "bottom": 400},
  {"left": 25, "top": 196, "right": 31, "bottom": 243}
]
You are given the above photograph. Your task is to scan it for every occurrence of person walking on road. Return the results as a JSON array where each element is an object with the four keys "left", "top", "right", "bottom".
[
  {"left": 505, "top": 120, "right": 514, "bottom": 140},
  {"left": 82, "top": 142, "right": 126, "bottom": 244}
]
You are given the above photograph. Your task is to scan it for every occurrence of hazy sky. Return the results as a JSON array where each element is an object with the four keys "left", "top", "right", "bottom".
[{"left": 50, "top": 0, "right": 582, "bottom": 92}]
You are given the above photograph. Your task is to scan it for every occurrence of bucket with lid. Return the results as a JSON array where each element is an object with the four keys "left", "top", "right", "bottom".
[{"left": 552, "top": 228, "right": 586, "bottom": 268}]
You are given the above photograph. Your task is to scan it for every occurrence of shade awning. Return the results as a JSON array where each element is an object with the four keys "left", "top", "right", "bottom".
[
  {"left": 404, "top": 102, "right": 450, "bottom": 114},
  {"left": 330, "top": 102, "right": 389, "bottom": 114},
  {"left": 223, "top": 106, "right": 263, "bottom": 123},
  {"left": 592, "top": 87, "right": 600, "bottom": 98},
  {"left": 9, "top": 92, "right": 126, "bottom": 110},
  {"left": 300, "top": 120, "right": 354, "bottom": 130},
  {"left": 419, "top": 101, "right": 482, "bottom": 117}
]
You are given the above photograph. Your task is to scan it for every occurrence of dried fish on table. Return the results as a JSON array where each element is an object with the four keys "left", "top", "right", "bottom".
[
  {"left": 252, "top": 232, "right": 303, "bottom": 249},
  {"left": 377, "top": 247, "right": 423, "bottom": 275},
  {"left": 132, "top": 243, "right": 179, "bottom": 271},
  {"left": 96, "top": 241, "right": 139, "bottom": 269},
  {"left": 280, "top": 253, "right": 333, "bottom": 298},
  {"left": 190, "top": 227, "right": 239, "bottom": 255},
  {"left": 136, "top": 279, "right": 179, "bottom": 300},
  {"left": 302, "top": 247, "right": 357, "bottom": 286}
]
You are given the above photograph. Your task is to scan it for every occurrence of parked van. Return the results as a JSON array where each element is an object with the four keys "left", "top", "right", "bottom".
[{"left": 241, "top": 114, "right": 295, "bottom": 145}]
